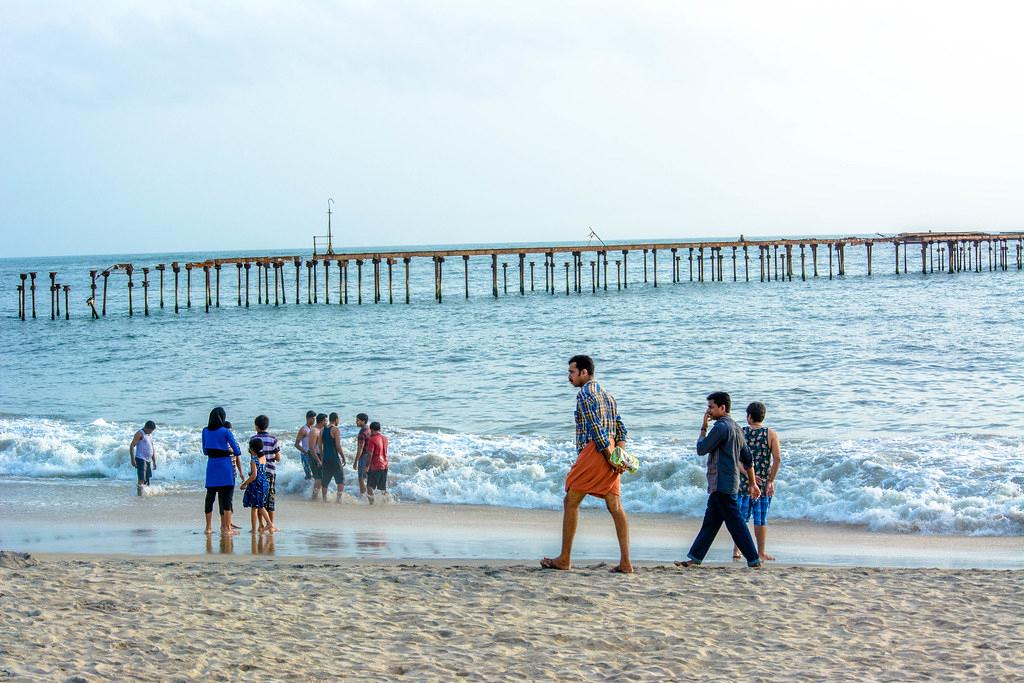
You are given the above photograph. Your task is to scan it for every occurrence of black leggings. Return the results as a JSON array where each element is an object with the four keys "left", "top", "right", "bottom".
[{"left": 204, "top": 485, "right": 234, "bottom": 514}]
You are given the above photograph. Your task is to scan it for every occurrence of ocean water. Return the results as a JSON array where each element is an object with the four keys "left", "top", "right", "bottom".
[{"left": 1, "top": 239, "right": 1023, "bottom": 536}]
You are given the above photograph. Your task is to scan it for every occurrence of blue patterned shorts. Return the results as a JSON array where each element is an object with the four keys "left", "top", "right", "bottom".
[{"left": 737, "top": 494, "right": 772, "bottom": 526}]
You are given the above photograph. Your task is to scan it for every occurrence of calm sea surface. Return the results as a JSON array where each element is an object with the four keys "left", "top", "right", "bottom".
[{"left": 1, "top": 239, "right": 1022, "bottom": 536}]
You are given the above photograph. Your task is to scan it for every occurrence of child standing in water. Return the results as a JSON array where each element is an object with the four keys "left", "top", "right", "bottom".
[
  {"left": 734, "top": 401, "right": 781, "bottom": 561},
  {"left": 241, "top": 437, "right": 272, "bottom": 533}
]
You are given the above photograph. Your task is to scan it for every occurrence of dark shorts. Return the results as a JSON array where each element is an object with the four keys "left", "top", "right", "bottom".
[
  {"left": 310, "top": 459, "right": 323, "bottom": 481},
  {"left": 366, "top": 468, "right": 388, "bottom": 492},
  {"left": 357, "top": 454, "right": 369, "bottom": 481},
  {"left": 265, "top": 472, "right": 276, "bottom": 513},
  {"left": 321, "top": 459, "right": 344, "bottom": 487},
  {"left": 135, "top": 460, "right": 152, "bottom": 485}
]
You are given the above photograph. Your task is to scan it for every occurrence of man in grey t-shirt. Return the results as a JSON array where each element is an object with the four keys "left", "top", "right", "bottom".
[
  {"left": 129, "top": 420, "right": 157, "bottom": 496},
  {"left": 676, "top": 392, "right": 762, "bottom": 568}
]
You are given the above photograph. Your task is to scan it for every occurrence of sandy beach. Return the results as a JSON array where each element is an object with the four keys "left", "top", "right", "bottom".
[{"left": 0, "top": 551, "right": 1020, "bottom": 681}]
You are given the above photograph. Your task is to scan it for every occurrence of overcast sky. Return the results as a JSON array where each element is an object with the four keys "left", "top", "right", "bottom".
[{"left": 3, "top": 1, "right": 1023, "bottom": 257}]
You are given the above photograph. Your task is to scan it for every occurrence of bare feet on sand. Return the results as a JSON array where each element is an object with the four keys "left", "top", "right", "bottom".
[{"left": 540, "top": 557, "right": 570, "bottom": 570}]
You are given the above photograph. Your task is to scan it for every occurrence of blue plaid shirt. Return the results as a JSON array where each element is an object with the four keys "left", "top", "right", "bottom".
[{"left": 575, "top": 380, "right": 627, "bottom": 453}]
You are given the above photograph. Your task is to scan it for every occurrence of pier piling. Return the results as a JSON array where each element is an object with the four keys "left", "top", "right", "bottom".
[
  {"left": 531, "top": 261, "right": 536, "bottom": 292},
  {"left": 652, "top": 248, "right": 658, "bottom": 287},
  {"left": 492, "top": 255, "right": 499, "bottom": 298},
  {"left": 156, "top": 264, "right": 165, "bottom": 308},
  {"left": 63, "top": 285, "right": 70, "bottom": 320},
  {"left": 244, "top": 263, "right": 251, "bottom": 308},
  {"left": 356, "top": 260, "right": 363, "bottom": 305},
  {"left": 387, "top": 258, "right": 394, "bottom": 304},
  {"left": 502, "top": 262, "right": 508, "bottom": 295},
  {"left": 519, "top": 253, "right": 526, "bottom": 295},
  {"left": 49, "top": 272, "right": 56, "bottom": 320},
  {"left": 29, "top": 272, "right": 37, "bottom": 318},
  {"left": 622, "top": 250, "right": 629, "bottom": 288},
  {"left": 142, "top": 268, "right": 150, "bottom": 316},
  {"left": 172, "top": 264, "right": 180, "bottom": 313},
  {"left": 564, "top": 262, "right": 570, "bottom": 295},
  {"left": 202, "top": 266, "right": 210, "bottom": 314},
  {"left": 643, "top": 249, "right": 648, "bottom": 283}
]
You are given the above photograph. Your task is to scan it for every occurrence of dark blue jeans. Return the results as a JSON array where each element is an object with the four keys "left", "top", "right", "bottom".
[{"left": 687, "top": 491, "right": 761, "bottom": 567}]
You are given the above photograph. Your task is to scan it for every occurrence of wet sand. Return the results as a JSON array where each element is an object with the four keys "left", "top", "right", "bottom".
[{"left": 2, "top": 481, "right": 1021, "bottom": 568}]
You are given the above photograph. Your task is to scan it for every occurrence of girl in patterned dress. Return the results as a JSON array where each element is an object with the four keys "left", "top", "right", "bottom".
[
  {"left": 241, "top": 437, "right": 272, "bottom": 534},
  {"left": 734, "top": 401, "right": 781, "bottom": 561}
]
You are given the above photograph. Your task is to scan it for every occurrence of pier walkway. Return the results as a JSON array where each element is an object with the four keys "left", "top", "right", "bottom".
[{"left": 14, "top": 231, "right": 1024, "bottom": 320}]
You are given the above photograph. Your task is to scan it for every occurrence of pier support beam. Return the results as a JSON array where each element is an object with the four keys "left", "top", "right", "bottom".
[
  {"left": 519, "top": 253, "right": 526, "bottom": 295},
  {"left": 800, "top": 244, "right": 806, "bottom": 281},
  {"left": 895, "top": 241, "right": 900, "bottom": 275},
  {"left": 565, "top": 261, "right": 570, "bottom": 295},
  {"left": 202, "top": 266, "right": 210, "bottom": 314},
  {"left": 30, "top": 272, "right": 37, "bottom": 319},
  {"left": 811, "top": 243, "right": 819, "bottom": 277},
  {"left": 732, "top": 247, "right": 738, "bottom": 281},
  {"left": 652, "top": 249, "right": 658, "bottom": 287},
  {"left": 502, "top": 262, "right": 508, "bottom": 295},
  {"left": 236, "top": 264, "right": 243, "bottom": 306},
  {"left": 142, "top": 268, "right": 150, "bottom": 316},
  {"left": 622, "top": 250, "right": 629, "bottom": 288},
  {"left": 698, "top": 247, "right": 704, "bottom": 282},
  {"left": 602, "top": 252, "right": 608, "bottom": 291},
  {"left": 324, "top": 260, "right": 331, "bottom": 304},
  {"left": 127, "top": 266, "right": 135, "bottom": 317},
  {"left": 616, "top": 260, "right": 621, "bottom": 289},
  {"left": 49, "top": 272, "right": 57, "bottom": 320},
  {"left": 171, "top": 264, "right": 179, "bottom": 313},
  {"left": 492, "top": 254, "right": 499, "bottom": 298},
  {"left": 185, "top": 265, "right": 192, "bottom": 309},
  {"left": 373, "top": 258, "right": 381, "bottom": 304},
  {"left": 828, "top": 243, "right": 834, "bottom": 280},
  {"left": 437, "top": 257, "right": 443, "bottom": 303},
  {"left": 744, "top": 246, "right": 749, "bottom": 282},
  {"left": 463, "top": 255, "right": 470, "bottom": 299},
  {"left": 356, "top": 260, "right": 363, "bottom": 304},
  {"left": 214, "top": 264, "right": 221, "bottom": 307},
  {"left": 156, "top": 264, "right": 165, "bottom": 309},
  {"left": 866, "top": 242, "right": 873, "bottom": 276},
  {"left": 63, "top": 285, "right": 70, "bottom": 320},
  {"left": 405, "top": 258, "right": 412, "bottom": 304},
  {"left": 531, "top": 261, "right": 536, "bottom": 292},
  {"left": 671, "top": 248, "right": 678, "bottom": 283},
  {"left": 387, "top": 258, "right": 394, "bottom": 304}
]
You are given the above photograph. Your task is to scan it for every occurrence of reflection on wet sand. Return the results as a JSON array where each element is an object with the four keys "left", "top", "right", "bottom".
[
  {"left": 251, "top": 534, "right": 276, "bottom": 556},
  {"left": 353, "top": 532, "right": 389, "bottom": 555},
  {"left": 205, "top": 534, "right": 235, "bottom": 555}
]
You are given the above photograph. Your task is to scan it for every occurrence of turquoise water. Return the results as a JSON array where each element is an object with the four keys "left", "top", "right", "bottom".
[{"left": 1, "top": 240, "right": 1023, "bottom": 535}]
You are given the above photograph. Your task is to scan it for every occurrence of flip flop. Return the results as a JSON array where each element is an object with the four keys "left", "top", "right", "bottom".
[
  {"left": 674, "top": 560, "right": 699, "bottom": 568},
  {"left": 540, "top": 557, "right": 569, "bottom": 570}
]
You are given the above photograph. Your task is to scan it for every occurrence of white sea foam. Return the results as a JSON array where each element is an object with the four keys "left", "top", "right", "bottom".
[{"left": 0, "top": 417, "right": 1020, "bottom": 536}]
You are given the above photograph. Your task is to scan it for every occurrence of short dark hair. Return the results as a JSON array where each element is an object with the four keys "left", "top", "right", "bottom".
[
  {"left": 144, "top": 420, "right": 156, "bottom": 430},
  {"left": 315, "top": 413, "right": 327, "bottom": 424},
  {"left": 224, "top": 421, "right": 233, "bottom": 430},
  {"left": 248, "top": 437, "right": 264, "bottom": 454},
  {"left": 306, "top": 410, "right": 317, "bottom": 419},
  {"left": 356, "top": 413, "right": 369, "bottom": 423},
  {"left": 746, "top": 401, "right": 766, "bottom": 422},
  {"left": 369, "top": 421, "right": 381, "bottom": 432},
  {"left": 568, "top": 354, "right": 595, "bottom": 376},
  {"left": 254, "top": 415, "right": 269, "bottom": 431},
  {"left": 329, "top": 412, "right": 338, "bottom": 423},
  {"left": 706, "top": 391, "right": 731, "bottom": 412}
]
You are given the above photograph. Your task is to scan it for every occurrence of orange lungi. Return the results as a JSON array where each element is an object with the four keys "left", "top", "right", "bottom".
[{"left": 565, "top": 441, "right": 620, "bottom": 498}]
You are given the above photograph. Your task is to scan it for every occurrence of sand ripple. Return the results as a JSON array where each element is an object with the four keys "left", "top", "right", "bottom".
[{"left": 0, "top": 558, "right": 1021, "bottom": 681}]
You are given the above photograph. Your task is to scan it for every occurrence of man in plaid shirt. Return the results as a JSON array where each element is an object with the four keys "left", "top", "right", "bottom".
[{"left": 541, "top": 354, "right": 633, "bottom": 573}]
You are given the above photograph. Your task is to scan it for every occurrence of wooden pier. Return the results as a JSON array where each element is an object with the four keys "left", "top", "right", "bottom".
[{"left": 13, "top": 231, "right": 1024, "bottom": 320}]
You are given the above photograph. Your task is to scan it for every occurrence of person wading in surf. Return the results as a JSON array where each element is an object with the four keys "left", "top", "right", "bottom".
[{"left": 541, "top": 354, "right": 633, "bottom": 574}]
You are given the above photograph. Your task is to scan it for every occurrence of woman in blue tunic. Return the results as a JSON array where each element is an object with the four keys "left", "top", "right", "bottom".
[{"left": 203, "top": 407, "right": 241, "bottom": 535}]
